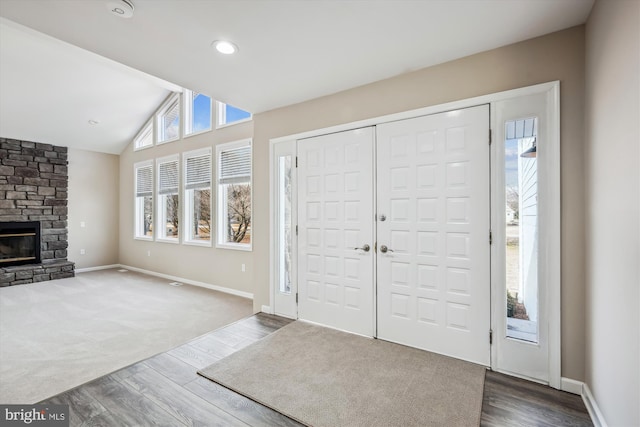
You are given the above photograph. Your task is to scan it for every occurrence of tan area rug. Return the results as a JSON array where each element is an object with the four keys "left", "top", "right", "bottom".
[
  {"left": 0, "top": 269, "right": 252, "bottom": 404},
  {"left": 198, "top": 321, "right": 486, "bottom": 427}
]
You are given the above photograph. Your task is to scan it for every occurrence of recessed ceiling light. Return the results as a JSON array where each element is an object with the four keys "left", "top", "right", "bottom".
[
  {"left": 106, "top": 0, "right": 134, "bottom": 18},
  {"left": 88, "top": 119, "right": 100, "bottom": 125},
  {"left": 212, "top": 40, "right": 238, "bottom": 55}
]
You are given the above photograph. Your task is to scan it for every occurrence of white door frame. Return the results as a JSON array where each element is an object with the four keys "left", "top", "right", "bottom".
[{"left": 268, "top": 81, "right": 561, "bottom": 388}]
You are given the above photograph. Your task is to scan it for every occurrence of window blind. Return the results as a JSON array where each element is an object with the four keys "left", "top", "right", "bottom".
[
  {"left": 159, "top": 159, "right": 179, "bottom": 195},
  {"left": 186, "top": 152, "right": 211, "bottom": 190},
  {"left": 135, "top": 123, "right": 153, "bottom": 149},
  {"left": 506, "top": 117, "right": 537, "bottom": 140},
  {"left": 160, "top": 98, "right": 180, "bottom": 141},
  {"left": 219, "top": 145, "right": 251, "bottom": 184},
  {"left": 135, "top": 164, "right": 153, "bottom": 197}
]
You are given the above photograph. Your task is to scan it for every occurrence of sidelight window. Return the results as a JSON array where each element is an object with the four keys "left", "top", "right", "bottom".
[{"left": 504, "top": 117, "right": 539, "bottom": 343}]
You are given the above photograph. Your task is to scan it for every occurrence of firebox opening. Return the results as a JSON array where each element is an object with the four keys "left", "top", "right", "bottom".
[{"left": 0, "top": 221, "right": 41, "bottom": 267}]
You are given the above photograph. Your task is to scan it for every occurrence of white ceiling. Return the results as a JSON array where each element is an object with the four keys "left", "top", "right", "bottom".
[
  {"left": 0, "top": 0, "right": 594, "bottom": 154},
  {"left": 0, "top": 19, "right": 178, "bottom": 154}
]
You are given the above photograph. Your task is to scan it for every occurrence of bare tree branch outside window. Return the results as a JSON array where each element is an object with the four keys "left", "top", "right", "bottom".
[{"left": 226, "top": 183, "right": 251, "bottom": 243}]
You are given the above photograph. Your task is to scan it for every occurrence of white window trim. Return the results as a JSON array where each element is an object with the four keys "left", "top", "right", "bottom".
[
  {"left": 156, "top": 154, "right": 181, "bottom": 243},
  {"left": 133, "top": 119, "right": 154, "bottom": 151},
  {"left": 134, "top": 159, "right": 154, "bottom": 241},
  {"left": 215, "top": 101, "right": 253, "bottom": 129},
  {"left": 184, "top": 90, "right": 213, "bottom": 138},
  {"left": 216, "top": 138, "right": 253, "bottom": 251},
  {"left": 183, "top": 147, "right": 213, "bottom": 247},
  {"left": 156, "top": 93, "right": 181, "bottom": 145}
]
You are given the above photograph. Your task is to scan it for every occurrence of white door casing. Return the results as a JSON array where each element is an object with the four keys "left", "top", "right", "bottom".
[
  {"left": 297, "top": 128, "right": 375, "bottom": 336},
  {"left": 273, "top": 83, "right": 560, "bottom": 384},
  {"left": 376, "top": 105, "right": 491, "bottom": 366}
]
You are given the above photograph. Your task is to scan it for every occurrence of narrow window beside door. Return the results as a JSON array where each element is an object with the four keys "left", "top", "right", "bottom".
[
  {"left": 278, "top": 155, "right": 293, "bottom": 293},
  {"left": 504, "top": 117, "right": 539, "bottom": 343}
]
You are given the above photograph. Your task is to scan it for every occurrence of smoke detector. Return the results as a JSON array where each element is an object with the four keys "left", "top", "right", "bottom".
[{"left": 106, "top": 0, "right": 134, "bottom": 18}]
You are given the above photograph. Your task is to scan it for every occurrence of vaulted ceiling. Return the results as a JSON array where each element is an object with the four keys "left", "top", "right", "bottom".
[{"left": 0, "top": 0, "right": 594, "bottom": 154}]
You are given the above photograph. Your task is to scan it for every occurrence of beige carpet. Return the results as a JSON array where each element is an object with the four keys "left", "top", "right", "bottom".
[
  {"left": 0, "top": 268, "right": 252, "bottom": 404},
  {"left": 199, "top": 321, "right": 486, "bottom": 427}
]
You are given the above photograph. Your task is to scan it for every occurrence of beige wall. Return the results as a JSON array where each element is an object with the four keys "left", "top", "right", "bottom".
[
  {"left": 68, "top": 148, "right": 120, "bottom": 269},
  {"left": 118, "top": 121, "right": 255, "bottom": 295},
  {"left": 253, "top": 26, "right": 586, "bottom": 381},
  {"left": 585, "top": 0, "right": 639, "bottom": 425}
]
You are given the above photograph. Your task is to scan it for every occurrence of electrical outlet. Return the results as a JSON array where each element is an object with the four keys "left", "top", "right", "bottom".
[
  {"left": 80, "top": 249, "right": 85, "bottom": 255},
  {"left": 147, "top": 250, "right": 151, "bottom": 257},
  {"left": 80, "top": 221, "right": 86, "bottom": 228},
  {"left": 241, "top": 263, "right": 246, "bottom": 272}
]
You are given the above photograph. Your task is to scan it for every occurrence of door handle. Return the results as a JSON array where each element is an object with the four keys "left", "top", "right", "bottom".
[
  {"left": 354, "top": 244, "right": 370, "bottom": 252},
  {"left": 379, "top": 245, "right": 394, "bottom": 253}
]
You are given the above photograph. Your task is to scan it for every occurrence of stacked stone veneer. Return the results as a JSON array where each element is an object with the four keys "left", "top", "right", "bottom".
[{"left": 0, "top": 138, "right": 74, "bottom": 286}]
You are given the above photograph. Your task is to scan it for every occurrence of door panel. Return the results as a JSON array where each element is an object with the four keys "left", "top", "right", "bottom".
[
  {"left": 297, "top": 128, "right": 374, "bottom": 336},
  {"left": 376, "top": 105, "right": 491, "bottom": 365}
]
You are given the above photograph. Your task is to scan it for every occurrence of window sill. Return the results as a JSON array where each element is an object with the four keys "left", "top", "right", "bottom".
[
  {"left": 183, "top": 128, "right": 212, "bottom": 139},
  {"left": 215, "top": 117, "right": 253, "bottom": 130},
  {"left": 156, "top": 137, "right": 180, "bottom": 145},
  {"left": 157, "top": 238, "right": 180, "bottom": 244},
  {"left": 134, "top": 144, "right": 154, "bottom": 152},
  {"left": 183, "top": 240, "right": 212, "bottom": 248},
  {"left": 134, "top": 236, "right": 154, "bottom": 241},
  {"left": 216, "top": 242, "right": 252, "bottom": 252}
]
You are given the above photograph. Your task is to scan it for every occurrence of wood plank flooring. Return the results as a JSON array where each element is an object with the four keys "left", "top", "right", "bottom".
[{"left": 41, "top": 314, "right": 592, "bottom": 426}]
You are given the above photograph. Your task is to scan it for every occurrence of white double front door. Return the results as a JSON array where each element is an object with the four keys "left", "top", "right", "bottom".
[{"left": 298, "top": 105, "right": 490, "bottom": 365}]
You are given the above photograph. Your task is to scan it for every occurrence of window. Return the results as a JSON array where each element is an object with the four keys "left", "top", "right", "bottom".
[
  {"left": 184, "top": 148, "right": 212, "bottom": 245},
  {"left": 216, "top": 139, "right": 252, "bottom": 250},
  {"left": 277, "top": 154, "right": 293, "bottom": 293},
  {"left": 134, "top": 161, "right": 153, "bottom": 240},
  {"left": 157, "top": 94, "right": 180, "bottom": 144},
  {"left": 157, "top": 155, "right": 180, "bottom": 242},
  {"left": 216, "top": 101, "right": 252, "bottom": 128},
  {"left": 134, "top": 120, "right": 153, "bottom": 151},
  {"left": 504, "top": 117, "right": 539, "bottom": 343},
  {"left": 184, "top": 90, "right": 212, "bottom": 136}
]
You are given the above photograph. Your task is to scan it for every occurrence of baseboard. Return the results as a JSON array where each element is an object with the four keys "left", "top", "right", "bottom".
[
  {"left": 560, "top": 377, "right": 583, "bottom": 395},
  {"left": 261, "top": 305, "right": 272, "bottom": 314},
  {"left": 118, "top": 264, "right": 254, "bottom": 300},
  {"left": 582, "top": 382, "right": 608, "bottom": 427},
  {"left": 75, "top": 264, "right": 121, "bottom": 273}
]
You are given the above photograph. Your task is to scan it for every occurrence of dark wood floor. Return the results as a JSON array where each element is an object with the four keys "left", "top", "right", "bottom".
[{"left": 41, "top": 314, "right": 592, "bottom": 426}]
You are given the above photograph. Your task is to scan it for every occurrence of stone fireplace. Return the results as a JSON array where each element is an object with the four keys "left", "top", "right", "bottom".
[{"left": 0, "top": 138, "right": 74, "bottom": 286}]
